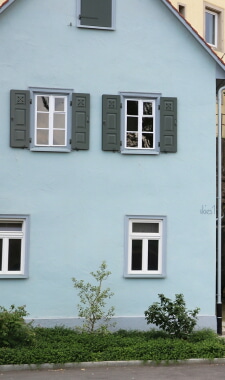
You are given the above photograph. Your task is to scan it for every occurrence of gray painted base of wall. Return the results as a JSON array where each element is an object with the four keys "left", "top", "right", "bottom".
[{"left": 26, "top": 315, "right": 217, "bottom": 331}]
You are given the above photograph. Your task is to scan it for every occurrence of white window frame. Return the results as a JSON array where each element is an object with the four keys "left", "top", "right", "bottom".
[
  {"left": 0, "top": 215, "right": 29, "bottom": 279},
  {"left": 205, "top": 9, "right": 218, "bottom": 47},
  {"left": 77, "top": 0, "right": 116, "bottom": 30},
  {"left": 120, "top": 92, "right": 161, "bottom": 155},
  {"left": 124, "top": 216, "right": 166, "bottom": 278},
  {"left": 29, "top": 88, "right": 73, "bottom": 152}
]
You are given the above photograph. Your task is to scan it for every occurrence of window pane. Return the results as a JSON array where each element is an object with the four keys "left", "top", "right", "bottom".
[
  {"left": 143, "top": 102, "right": 152, "bottom": 115},
  {"left": 53, "top": 130, "right": 65, "bottom": 145},
  {"left": 142, "top": 133, "right": 153, "bottom": 148},
  {"left": 8, "top": 239, "right": 21, "bottom": 271},
  {"left": 131, "top": 240, "right": 142, "bottom": 270},
  {"left": 0, "top": 239, "right": 2, "bottom": 271},
  {"left": 55, "top": 97, "right": 65, "bottom": 112},
  {"left": 36, "top": 129, "right": 49, "bottom": 145},
  {"left": 205, "top": 12, "right": 215, "bottom": 44},
  {"left": 127, "top": 100, "right": 138, "bottom": 115},
  {"left": 127, "top": 117, "right": 138, "bottom": 131},
  {"left": 133, "top": 223, "right": 159, "bottom": 233},
  {"left": 53, "top": 114, "right": 65, "bottom": 129},
  {"left": 37, "top": 113, "right": 49, "bottom": 129},
  {"left": 148, "top": 240, "right": 158, "bottom": 270},
  {"left": 37, "top": 96, "right": 49, "bottom": 112},
  {"left": 0, "top": 222, "right": 22, "bottom": 231},
  {"left": 142, "top": 117, "right": 153, "bottom": 132},
  {"left": 127, "top": 133, "right": 138, "bottom": 147}
]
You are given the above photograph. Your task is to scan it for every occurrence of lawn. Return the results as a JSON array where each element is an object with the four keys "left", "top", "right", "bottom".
[{"left": 0, "top": 327, "right": 225, "bottom": 365}]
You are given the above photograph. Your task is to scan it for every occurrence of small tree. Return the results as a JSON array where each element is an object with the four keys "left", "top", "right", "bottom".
[
  {"left": 144, "top": 294, "right": 200, "bottom": 339},
  {"left": 72, "top": 261, "right": 116, "bottom": 333}
]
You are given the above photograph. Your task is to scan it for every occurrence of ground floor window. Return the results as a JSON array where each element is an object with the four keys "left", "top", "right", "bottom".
[
  {"left": 0, "top": 215, "right": 29, "bottom": 278},
  {"left": 124, "top": 216, "right": 166, "bottom": 278}
]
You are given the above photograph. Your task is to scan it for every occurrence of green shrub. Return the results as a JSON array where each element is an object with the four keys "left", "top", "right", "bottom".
[
  {"left": 144, "top": 294, "right": 200, "bottom": 339},
  {"left": 0, "top": 305, "right": 35, "bottom": 347},
  {"left": 0, "top": 327, "right": 224, "bottom": 364},
  {"left": 72, "top": 261, "right": 116, "bottom": 333},
  {"left": 188, "top": 328, "right": 218, "bottom": 342}
]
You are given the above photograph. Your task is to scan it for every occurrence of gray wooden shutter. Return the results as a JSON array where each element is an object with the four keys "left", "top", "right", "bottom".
[
  {"left": 71, "top": 93, "right": 90, "bottom": 150},
  {"left": 10, "top": 90, "right": 30, "bottom": 148},
  {"left": 79, "top": 0, "right": 112, "bottom": 28},
  {"left": 102, "top": 95, "right": 120, "bottom": 151},
  {"left": 160, "top": 97, "right": 177, "bottom": 153}
]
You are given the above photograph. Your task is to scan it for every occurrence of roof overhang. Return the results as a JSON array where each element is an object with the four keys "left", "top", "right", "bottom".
[
  {"left": 0, "top": 0, "right": 16, "bottom": 14},
  {"left": 160, "top": 0, "right": 225, "bottom": 75}
]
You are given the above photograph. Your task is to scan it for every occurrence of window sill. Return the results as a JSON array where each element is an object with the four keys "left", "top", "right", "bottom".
[
  {"left": 30, "top": 147, "right": 71, "bottom": 153},
  {"left": 121, "top": 149, "right": 160, "bottom": 155},
  {"left": 0, "top": 274, "right": 28, "bottom": 279},
  {"left": 77, "top": 24, "right": 115, "bottom": 31},
  {"left": 124, "top": 273, "right": 166, "bottom": 279}
]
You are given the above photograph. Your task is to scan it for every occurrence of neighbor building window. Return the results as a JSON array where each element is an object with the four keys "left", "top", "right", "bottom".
[
  {"left": 0, "top": 215, "right": 29, "bottom": 278},
  {"left": 178, "top": 4, "right": 186, "bottom": 17},
  {"left": 205, "top": 9, "right": 218, "bottom": 47},
  {"left": 124, "top": 216, "right": 166, "bottom": 278}
]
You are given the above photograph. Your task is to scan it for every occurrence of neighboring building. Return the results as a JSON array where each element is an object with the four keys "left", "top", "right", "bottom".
[
  {"left": 0, "top": 0, "right": 225, "bottom": 331},
  {"left": 170, "top": 0, "right": 225, "bottom": 62}
]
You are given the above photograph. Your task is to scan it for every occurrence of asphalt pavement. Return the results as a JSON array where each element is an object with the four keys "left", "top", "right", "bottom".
[{"left": 1, "top": 362, "right": 225, "bottom": 380}]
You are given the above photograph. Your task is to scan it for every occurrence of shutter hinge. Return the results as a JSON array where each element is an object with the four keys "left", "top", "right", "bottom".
[
  {"left": 29, "top": 138, "right": 32, "bottom": 143},
  {"left": 70, "top": 101, "right": 72, "bottom": 106},
  {"left": 120, "top": 141, "right": 122, "bottom": 146},
  {"left": 158, "top": 105, "right": 160, "bottom": 110},
  {"left": 120, "top": 103, "right": 122, "bottom": 108},
  {"left": 158, "top": 142, "right": 160, "bottom": 147},
  {"left": 30, "top": 99, "right": 32, "bottom": 105},
  {"left": 69, "top": 139, "right": 72, "bottom": 144}
]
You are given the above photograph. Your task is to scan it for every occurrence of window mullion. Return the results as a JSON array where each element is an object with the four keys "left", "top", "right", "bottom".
[
  {"left": 49, "top": 96, "right": 54, "bottom": 146},
  {"left": 142, "top": 238, "right": 148, "bottom": 272},
  {"left": 138, "top": 100, "right": 142, "bottom": 149},
  {"left": 2, "top": 238, "right": 9, "bottom": 272}
]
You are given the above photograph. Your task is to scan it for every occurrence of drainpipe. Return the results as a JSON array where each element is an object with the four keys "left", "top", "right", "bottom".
[{"left": 217, "top": 85, "right": 225, "bottom": 335}]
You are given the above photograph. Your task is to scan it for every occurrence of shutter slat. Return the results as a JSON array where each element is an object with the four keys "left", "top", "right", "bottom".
[
  {"left": 160, "top": 97, "right": 177, "bottom": 153},
  {"left": 102, "top": 95, "right": 120, "bottom": 151},
  {"left": 10, "top": 90, "right": 30, "bottom": 148},
  {"left": 71, "top": 93, "right": 90, "bottom": 150}
]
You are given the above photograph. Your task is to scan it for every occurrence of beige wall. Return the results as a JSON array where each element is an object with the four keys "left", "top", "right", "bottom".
[
  {"left": 170, "top": 0, "right": 225, "bottom": 61},
  {"left": 170, "top": 0, "right": 225, "bottom": 137}
]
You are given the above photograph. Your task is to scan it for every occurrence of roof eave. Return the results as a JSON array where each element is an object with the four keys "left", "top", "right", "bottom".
[
  {"left": 0, "top": 0, "right": 16, "bottom": 14},
  {"left": 160, "top": 0, "right": 225, "bottom": 72}
]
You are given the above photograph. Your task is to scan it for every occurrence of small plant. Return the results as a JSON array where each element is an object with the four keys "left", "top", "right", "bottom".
[
  {"left": 72, "top": 261, "right": 116, "bottom": 333},
  {"left": 0, "top": 304, "right": 35, "bottom": 347},
  {"left": 144, "top": 294, "right": 200, "bottom": 339}
]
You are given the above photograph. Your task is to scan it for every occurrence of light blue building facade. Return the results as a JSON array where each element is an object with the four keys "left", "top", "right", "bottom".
[{"left": 0, "top": 0, "right": 225, "bottom": 330}]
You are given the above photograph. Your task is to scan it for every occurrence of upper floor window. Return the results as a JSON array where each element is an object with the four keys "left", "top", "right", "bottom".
[
  {"left": 10, "top": 89, "right": 90, "bottom": 152},
  {"left": 35, "top": 95, "right": 67, "bottom": 147},
  {"left": 0, "top": 215, "right": 29, "bottom": 278},
  {"left": 125, "top": 98, "right": 155, "bottom": 151},
  {"left": 102, "top": 93, "right": 177, "bottom": 155},
  {"left": 77, "top": 0, "right": 115, "bottom": 30}
]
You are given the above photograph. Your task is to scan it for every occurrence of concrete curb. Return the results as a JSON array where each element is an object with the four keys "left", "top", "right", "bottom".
[{"left": 1, "top": 358, "right": 225, "bottom": 372}]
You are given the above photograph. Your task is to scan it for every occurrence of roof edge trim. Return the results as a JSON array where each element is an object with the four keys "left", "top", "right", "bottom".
[
  {"left": 160, "top": 0, "right": 225, "bottom": 72},
  {"left": 0, "top": 0, "right": 16, "bottom": 14}
]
